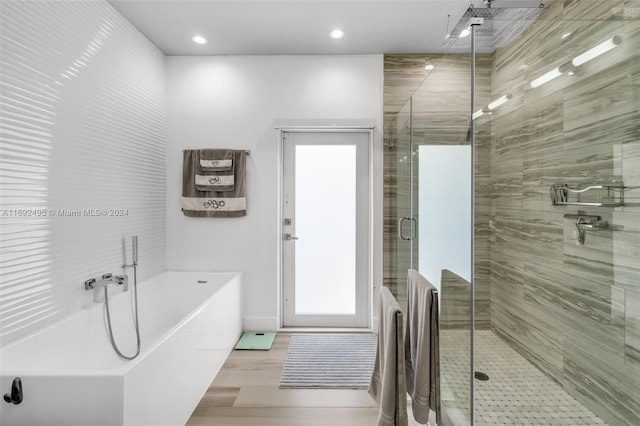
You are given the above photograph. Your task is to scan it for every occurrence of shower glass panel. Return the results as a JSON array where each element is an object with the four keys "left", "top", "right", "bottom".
[
  {"left": 390, "top": 60, "right": 475, "bottom": 423},
  {"left": 411, "top": 124, "right": 475, "bottom": 426},
  {"left": 385, "top": 1, "right": 639, "bottom": 424},
  {"left": 392, "top": 99, "right": 413, "bottom": 311},
  {"left": 472, "top": 4, "right": 640, "bottom": 425}
]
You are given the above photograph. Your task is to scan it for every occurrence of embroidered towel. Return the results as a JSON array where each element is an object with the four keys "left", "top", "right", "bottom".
[
  {"left": 194, "top": 173, "right": 235, "bottom": 192},
  {"left": 404, "top": 269, "right": 440, "bottom": 425},
  {"left": 199, "top": 149, "right": 233, "bottom": 171},
  {"left": 182, "top": 149, "right": 247, "bottom": 217},
  {"left": 195, "top": 149, "right": 235, "bottom": 191},
  {"left": 369, "top": 287, "right": 408, "bottom": 426}
]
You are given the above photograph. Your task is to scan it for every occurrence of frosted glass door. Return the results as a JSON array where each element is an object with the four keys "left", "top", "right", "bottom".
[
  {"left": 295, "top": 145, "right": 356, "bottom": 314},
  {"left": 282, "top": 131, "right": 369, "bottom": 327}
]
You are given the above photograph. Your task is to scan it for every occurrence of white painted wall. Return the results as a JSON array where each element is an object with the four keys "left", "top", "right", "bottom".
[
  {"left": 166, "top": 55, "right": 383, "bottom": 330},
  {"left": 0, "top": 1, "right": 167, "bottom": 345}
]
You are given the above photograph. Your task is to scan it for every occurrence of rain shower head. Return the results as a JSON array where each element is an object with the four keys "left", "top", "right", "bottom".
[{"left": 442, "top": 2, "right": 547, "bottom": 52}]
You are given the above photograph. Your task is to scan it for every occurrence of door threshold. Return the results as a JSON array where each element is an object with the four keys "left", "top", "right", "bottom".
[{"left": 278, "top": 327, "right": 374, "bottom": 333}]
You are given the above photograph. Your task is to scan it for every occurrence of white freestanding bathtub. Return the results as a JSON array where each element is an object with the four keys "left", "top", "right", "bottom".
[{"left": 0, "top": 271, "right": 242, "bottom": 426}]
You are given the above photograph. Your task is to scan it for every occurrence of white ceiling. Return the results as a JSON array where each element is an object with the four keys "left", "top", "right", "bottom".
[{"left": 108, "top": 0, "right": 544, "bottom": 55}]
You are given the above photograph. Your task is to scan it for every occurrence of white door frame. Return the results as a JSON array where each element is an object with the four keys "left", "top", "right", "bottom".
[{"left": 276, "top": 126, "right": 374, "bottom": 329}]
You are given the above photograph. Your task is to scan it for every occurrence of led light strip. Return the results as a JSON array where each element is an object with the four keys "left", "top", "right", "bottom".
[{"left": 529, "top": 36, "right": 622, "bottom": 88}]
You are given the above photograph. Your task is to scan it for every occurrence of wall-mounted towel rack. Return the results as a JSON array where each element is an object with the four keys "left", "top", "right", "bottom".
[
  {"left": 181, "top": 149, "right": 250, "bottom": 155},
  {"left": 550, "top": 183, "right": 625, "bottom": 207}
]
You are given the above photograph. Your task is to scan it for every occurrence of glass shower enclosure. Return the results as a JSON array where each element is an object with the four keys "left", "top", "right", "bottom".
[{"left": 384, "top": 0, "right": 640, "bottom": 424}]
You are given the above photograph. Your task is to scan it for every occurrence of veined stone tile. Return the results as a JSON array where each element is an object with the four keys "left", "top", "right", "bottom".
[
  {"left": 440, "top": 269, "right": 472, "bottom": 330},
  {"left": 492, "top": 218, "right": 548, "bottom": 256},
  {"left": 612, "top": 211, "right": 640, "bottom": 290},
  {"left": 563, "top": 340, "right": 640, "bottom": 426},
  {"left": 610, "top": 287, "right": 628, "bottom": 345},
  {"left": 562, "top": 118, "right": 638, "bottom": 177},
  {"left": 625, "top": 288, "right": 640, "bottom": 364},
  {"left": 563, "top": 0, "right": 629, "bottom": 21},
  {"left": 620, "top": 142, "right": 640, "bottom": 199},
  {"left": 520, "top": 282, "right": 565, "bottom": 366},
  {"left": 564, "top": 61, "right": 638, "bottom": 133}
]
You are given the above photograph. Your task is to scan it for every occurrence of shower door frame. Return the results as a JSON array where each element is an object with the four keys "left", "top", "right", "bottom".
[{"left": 389, "top": 30, "right": 479, "bottom": 423}]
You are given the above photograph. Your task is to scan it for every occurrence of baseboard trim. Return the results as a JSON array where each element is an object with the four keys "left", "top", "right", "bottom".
[{"left": 243, "top": 316, "right": 279, "bottom": 332}]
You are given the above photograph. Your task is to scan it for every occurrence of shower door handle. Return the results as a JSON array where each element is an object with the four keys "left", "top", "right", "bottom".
[{"left": 398, "top": 217, "right": 417, "bottom": 241}]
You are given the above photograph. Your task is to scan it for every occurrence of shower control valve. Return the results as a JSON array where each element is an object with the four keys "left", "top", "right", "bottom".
[
  {"left": 84, "top": 278, "right": 97, "bottom": 290},
  {"left": 115, "top": 274, "right": 129, "bottom": 292}
]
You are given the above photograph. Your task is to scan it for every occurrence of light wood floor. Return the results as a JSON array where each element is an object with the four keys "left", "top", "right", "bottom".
[{"left": 186, "top": 333, "right": 380, "bottom": 426}]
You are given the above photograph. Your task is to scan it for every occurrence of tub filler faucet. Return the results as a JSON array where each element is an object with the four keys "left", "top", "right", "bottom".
[{"left": 85, "top": 273, "right": 128, "bottom": 302}]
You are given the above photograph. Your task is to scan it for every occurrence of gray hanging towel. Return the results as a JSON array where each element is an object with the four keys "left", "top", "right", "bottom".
[
  {"left": 369, "top": 287, "right": 408, "bottom": 426},
  {"left": 404, "top": 269, "right": 440, "bottom": 425},
  {"left": 182, "top": 149, "right": 247, "bottom": 217},
  {"left": 195, "top": 149, "right": 235, "bottom": 191}
]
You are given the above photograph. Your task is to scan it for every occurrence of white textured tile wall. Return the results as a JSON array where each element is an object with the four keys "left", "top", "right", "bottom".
[{"left": 0, "top": 1, "right": 167, "bottom": 345}]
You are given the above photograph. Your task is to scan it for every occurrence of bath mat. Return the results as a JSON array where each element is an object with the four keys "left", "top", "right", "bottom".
[
  {"left": 235, "top": 332, "right": 276, "bottom": 350},
  {"left": 279, "top": 334, "right": 377, "bottom": 389}
]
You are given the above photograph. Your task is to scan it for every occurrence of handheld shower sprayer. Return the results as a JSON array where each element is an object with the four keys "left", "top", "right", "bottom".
[
  {"left": 87, "top": 235, "right": 142, "bottom": 360},
  {"left": 132, "top": 236, "right": 138, "bottom": 266},
  {"left": 124, "top": 236, "right": 138, "bottom": 269},
  {"left": 102, "top": 234, "right": 141, "bottom": 360}
]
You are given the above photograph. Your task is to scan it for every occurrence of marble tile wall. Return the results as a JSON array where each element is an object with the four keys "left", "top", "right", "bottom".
[
  {"left": 383, "top": 54, "right": 443, "bottom": 130},
  {"left": 440, "top": 269, "right": 473, "bottom": 330},
  {"left": 383, "top": 54, "right": 492, "bottom": 327},
  {"left": 383, "top": 54, "right": 440, "bottom": 302},
  {"left": 488, "top": 0, "right": 640, "bottom": 423}
]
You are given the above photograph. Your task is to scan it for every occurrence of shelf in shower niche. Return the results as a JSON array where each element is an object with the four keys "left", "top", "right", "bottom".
[{"left": 550, "top": 183, "right": 625, "bottom": 207}]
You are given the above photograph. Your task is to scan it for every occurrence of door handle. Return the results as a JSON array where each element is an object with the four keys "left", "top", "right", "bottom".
[
  {"left": 398, "top": 216, "right": 417, "bottom": 241},
  {"left": 284, "top": 233, "right": 299, "bottom": 241}
]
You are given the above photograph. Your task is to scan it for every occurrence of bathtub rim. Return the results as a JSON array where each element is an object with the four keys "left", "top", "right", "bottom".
[{"left": 0, "top": 270, "right": 242, "bottom": 377}]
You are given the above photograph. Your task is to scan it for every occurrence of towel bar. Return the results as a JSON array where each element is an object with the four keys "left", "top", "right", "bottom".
[{"left": 182, "top": 149, "right": 250, "bottom": 155}]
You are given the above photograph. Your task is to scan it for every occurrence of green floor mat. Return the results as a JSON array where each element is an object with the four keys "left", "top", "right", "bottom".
[{"left": 235, "top": 332, "right": 276, "bottom": 350}]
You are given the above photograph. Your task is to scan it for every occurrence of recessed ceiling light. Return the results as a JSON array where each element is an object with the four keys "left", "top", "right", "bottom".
[
  {"left": 192, "top": 35, "right": 208, "bottom": 45},
  {"left": 330, "top": 29, "right": 345, "bottom": 39},
  {"left": 424, "top": 64, "right": 435, "bottom": 71}
]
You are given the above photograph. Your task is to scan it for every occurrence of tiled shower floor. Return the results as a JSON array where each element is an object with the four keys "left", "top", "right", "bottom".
[{"left": 440, "top": 330, "right": 607, "bottom": 425}]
